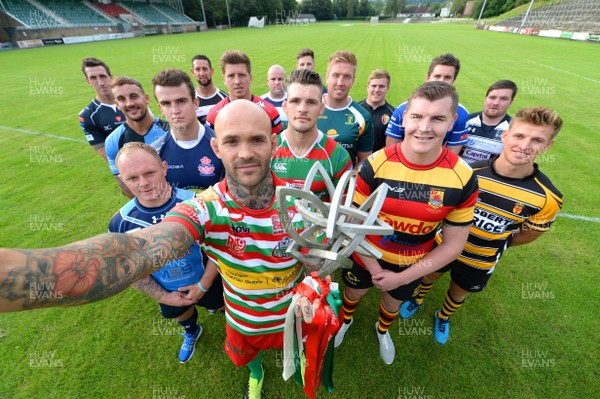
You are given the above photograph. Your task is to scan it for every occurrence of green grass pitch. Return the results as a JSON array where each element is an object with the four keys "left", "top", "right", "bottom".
[{"left": 0, "top": 22, "right": 598, "bottom": 399}]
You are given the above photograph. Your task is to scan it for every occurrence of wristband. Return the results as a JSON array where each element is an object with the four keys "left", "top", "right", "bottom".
[{"left": 197, "top": 281, "right": 208, "bottom": 292}]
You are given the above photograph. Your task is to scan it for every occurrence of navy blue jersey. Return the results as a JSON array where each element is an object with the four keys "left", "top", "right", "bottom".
[
  {"left": 105, "top": 117, "right": 170, "bottom": 175},
  {"left": 261, "top": 92, "right": 288, "bottom": 128},
  {"left": 385, "top": 101, "right": 469, "bottom": 147},
  {"left": 359, "top": 100, "right": 395, "bottom": 153},
  {"left": 108, "top": 188, "right": 204, "bottom": 291},
  {"left": 79, "top": 99, "right": 125, "bottom": 145},
  {"left": 151, "top": 124, "right": 225, "bottom": 190}
]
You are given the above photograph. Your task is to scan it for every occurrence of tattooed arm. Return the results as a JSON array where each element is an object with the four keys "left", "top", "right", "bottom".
[
  {"left": 0, "top": 222, "right": 194, "bottom": 312},
  {"left": 132, "top": 275, "right": 196, "bottom": 307}
]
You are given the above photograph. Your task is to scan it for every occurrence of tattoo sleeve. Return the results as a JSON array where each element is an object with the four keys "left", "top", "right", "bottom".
[{"left": 0, "top": 222, "right": 194, "bottom": 312}]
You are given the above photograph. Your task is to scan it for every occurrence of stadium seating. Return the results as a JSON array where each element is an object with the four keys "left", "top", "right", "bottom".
[
  {"left": 120, "top": 1, "right": 173, "bottom": 24},
  {"left": 2, "top": 0, "right": 61, "bottom": 28},
  {"left": 94, "top": 2, "right": 132, "bottom": 19},
  {"left": 152, "top": 3, "right": 195, "bottom": 24},
  {"left": 496, "top": 0, "right": 600, "bottom": 33},
  {"left": 37, "top": 0, "right": 114, "bottom": 26}
]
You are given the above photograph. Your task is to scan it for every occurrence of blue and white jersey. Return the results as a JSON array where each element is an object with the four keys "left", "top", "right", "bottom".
[
  {"left": 151, "top": 124, "right": 225, "bottom": 191},
  {"left": 79, "top": 99, "right": 125, "bottom": 145},
  {"left": 261, "top": 92, "right": 288, "bottom": 127},
  {"left": 105, "top": 117, "right": 169, "bottom": 175},
  {"left": 385, "top": 101, "right": 470, "bottom": 147},
  {"left": 108, "top": 188, "right": 203, "bottom": 291}
]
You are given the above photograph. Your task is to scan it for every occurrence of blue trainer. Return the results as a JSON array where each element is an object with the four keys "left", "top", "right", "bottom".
[
  {"left": 179, "top": 325, "right": 203, "bottom": 363},
  {"left": 434, "top": 311, "right": 450, "bottom": 345},
  {"left": 399, "top": 299, "right": 422, "bottom": 319}
]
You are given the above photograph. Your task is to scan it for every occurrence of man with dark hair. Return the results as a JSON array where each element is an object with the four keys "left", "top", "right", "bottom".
[
  {"left": 109, "top": 142, "right": 224, "bottom": 363},
  {"left": 318, "top": 50, "right": 374, "bottom": 167},
  {"left": 296, "top": 48, "right": 327, "bottom": 93},
  {"left": 206, "top": 50, "right": 283, "bottom": 134},
  {"left": 334, "top": 81, "right": 478, "bottom": 365},
  {"left": 460, "top": 80, "right": 518, "bottom": 163},
  {"left": 151, "top": 68, "right": 224, "bottom": 191},
  {"left": 105, "top": 76, "right": 169, "bottom": 197},
  {"left": 78, "top": 57, "right": 124, "bottom": 159},
  {"left": 272, "top": 69, "right": 352, "bottom": 200},
  {"left": 400, "top": 106, "right": 563, "bottom": 345},
  {"left": 385, "top": 53, "right": 469, "bottom": 155},
  {"left": 359, "top": 69, "right": 395, "bottom": 153},
  {"left": 190, "top": 54, "right": 227, "bottom": 125}
]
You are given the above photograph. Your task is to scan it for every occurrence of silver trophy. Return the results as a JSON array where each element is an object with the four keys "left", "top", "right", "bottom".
[{"left": 276, "top": 163, "right": 393, "bottom": 277}]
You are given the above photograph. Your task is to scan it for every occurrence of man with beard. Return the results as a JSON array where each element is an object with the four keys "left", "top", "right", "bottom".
[
  {"left": 191, "top": 54, "right": 227, "bottom": 125},
  {"left": 105, "top": 76, "right": 169, "bottom": 197},
  {"left": 271, "top": 69, "right": 351, "bottom": 200},
  {"left": 460, "top": 80, "right": 518, "bottom": 164}
]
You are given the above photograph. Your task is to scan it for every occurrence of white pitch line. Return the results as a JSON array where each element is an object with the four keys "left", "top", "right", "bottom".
[
  {"left": 529, "top": 61, "right": 600, "bottom": 85},
  {"left": 558, "top": 213, "right": 600, "bottom": 224},
  {"left": 0, "top": 125, "right": 86, "bottom": 143}
]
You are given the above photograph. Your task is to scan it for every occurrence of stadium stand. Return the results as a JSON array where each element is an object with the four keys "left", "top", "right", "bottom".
[
  {"left": 94, "top": 2, "right": 132, "bottom": 19},
  {"left": 152, "top": 2, "right": 195, "bottom": 24},
  {"left": 496, "top": 0, "right": 600, "bottom": 33},
  {"left": 2, "top": 0, "right": 61, "bottom": 28},
  {"left": 120, "top": 1, "right": 173, "bottom": 24},
  {"left": 38, "top": 0, "right": 114, "bottom": 26}
]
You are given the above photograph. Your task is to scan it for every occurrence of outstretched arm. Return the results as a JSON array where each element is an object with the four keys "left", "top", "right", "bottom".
[{"left": 0, "top": 222, "right": 194, "bottom": 312}]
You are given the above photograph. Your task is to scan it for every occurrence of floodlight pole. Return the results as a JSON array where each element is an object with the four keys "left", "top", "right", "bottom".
[
  {"left": 225, "top": 0, "right": 231, "bottom": 28},
  {"left": 199, "top": 0, "right": 207, "bottom": 26},
  {"left": 518, "top": 0, "right": 535, "bottom": 34},
  {"left": 476, "top": 0, "right": 488, "bottom": 25}
]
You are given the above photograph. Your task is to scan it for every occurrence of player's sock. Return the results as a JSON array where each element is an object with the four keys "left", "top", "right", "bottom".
[
  {"left": 341, "top": 289, "right": 360, "bottom": 324},
  {"left": 178, "top": 307, "right": 199, "bottom": 335},
  {"left": 415, "top": 281, "right": 434, "bottom": 305},
  {"left": 438, "top": 291, "right": 464, "bottom": 319},
  {"left": 377, "top": 301, "right": 399, "bottom": 334},
  {"left": 247, "top": 351, "right": 265, "bottom": 380}
]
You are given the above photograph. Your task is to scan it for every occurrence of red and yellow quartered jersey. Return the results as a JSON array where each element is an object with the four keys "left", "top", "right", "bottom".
[
  {"left": 353, "top": 144, "right": 479, "bottom": 267},
  {"left": 436, "top": 156, "right": 563, "bottom": 270},
  {"left": 163, "top": 174, "right": 304, "bottom": 336}
]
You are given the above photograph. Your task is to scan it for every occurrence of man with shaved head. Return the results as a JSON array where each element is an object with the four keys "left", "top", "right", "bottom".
[
  {"left": 262, "top": 64, "right": 288, "bottom": 128},
  {"left": 0, "top": 99, "right": 318, "bottom": 399}
]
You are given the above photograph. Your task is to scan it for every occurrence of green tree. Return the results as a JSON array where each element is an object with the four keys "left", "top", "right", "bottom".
[
  {"left": 372, "top": 0, "right": 385, "bottom": 15},
  {"left": 347, "top": 0, "right": 357, "bottom": 17},
  {"left": 358, "top": 0, "right": 374, "bottom": 16},
  {"left": 385, "top": 0, "right": 406, "bottom": 16},
  {"left": 451, "top": 0, "right": 466, "bottom": 16},
  {"left": 301, "top": 0, "right": 334, "bottom": 20}
]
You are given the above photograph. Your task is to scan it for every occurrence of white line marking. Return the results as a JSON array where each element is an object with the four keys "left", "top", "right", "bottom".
[
  {"left": 0, "top": 125, "right": 86, "bottom": 143},
  {"left": 529, "top": 61, "right": 600, "bottom": 85},
  {"left": 558, "top": 213, "right": 600, "bottom": 223}
]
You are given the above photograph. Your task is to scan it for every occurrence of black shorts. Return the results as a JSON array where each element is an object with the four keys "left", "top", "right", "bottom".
[
  {"left": 341, "top": 260, "right": 422, "bottom": 301},
  {"left": 159, "top": 273, "right": 225, "bottom": 319},
  {"left": 438, "top": 260, "right": 494, "bottom": 293}
]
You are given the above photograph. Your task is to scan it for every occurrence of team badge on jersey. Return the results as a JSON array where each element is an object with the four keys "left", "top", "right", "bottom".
[
  {"left": 381, "top": 114, "right": 390, "bottom": 125},
  {"left": 513, "top": 202, "right": 524, "bottom": 215},
  {"left": 272, "top": 237, "right": 292, "bottom": 258},
  {"left": 271, "top": 214, "right": 284, "bottom": 235},
  {"left": 428, "top": 189, "right": 445, "bottom": 208},
  {"left": 226, "top": 235, "right": 246, "bottom": 253},
  {"left": 198, "top": 156, "right": 215, "bottom": 176}
]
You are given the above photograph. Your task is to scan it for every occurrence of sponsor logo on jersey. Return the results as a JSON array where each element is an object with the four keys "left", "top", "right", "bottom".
[
  {"left": 382, "top": 217, "right": 437, "bottom": 235},
  {"left": 198, "top": 156, "right": 215, "bottom": 175},
  {"left": 231, "top": 224, "right": 250, "bottom": 235},
  {"left": 272, "top": 162, "right": 287, "bottom": 172},
  {"left": 326, "top": 129, "right": 338, "bottom": 139},
  {"left": 151, "top": 214, "right": 166, "bottom": 224},
  {"left": 389, "top": 186, "right": 406, "bottom": 194},
  {"left": 346, "top": 271, "right": 359, "bottom": 283},
  {"left": 226, "top": 235, "right": 246, "bottom": 253},
  {"left": 513, "top": 203, "right": 524, "bottom": 215},
  {"left": 428, "top": 189, "right": 444, "bottom": 208},
  {"left": 381, "top": 114, "right": 390, "bottom": 125},
  {"left": 472, "top": 207, "right": 513, "bottom": 233}
]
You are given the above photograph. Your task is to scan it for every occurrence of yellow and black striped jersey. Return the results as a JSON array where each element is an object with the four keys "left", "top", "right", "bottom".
[{"left": 436, "top": 156, "right": 562, "bottom": 270}]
